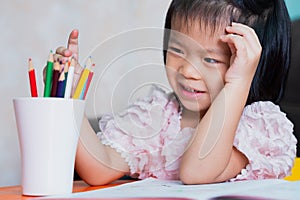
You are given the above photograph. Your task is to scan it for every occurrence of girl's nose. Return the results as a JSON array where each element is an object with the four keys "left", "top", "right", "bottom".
[{"left": 178, "top": 61, "right": 202, "bottom": 80}]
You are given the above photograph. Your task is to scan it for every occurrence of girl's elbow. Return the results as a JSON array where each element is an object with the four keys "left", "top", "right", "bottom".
[
  {"left": 179, "top": 168, "right": 196, "bottom": 185},
  {"left": 82, "top": 177, "right": 107, "bottom": 186},
  {"left": 179, "top": 167, "right": 213, "bottom": 185},
  {"left": 77, "top": 171, "right": 111, "bottom": 186},
  {"left": 179, "top": 164, "right": 226, "bottom": 185}
]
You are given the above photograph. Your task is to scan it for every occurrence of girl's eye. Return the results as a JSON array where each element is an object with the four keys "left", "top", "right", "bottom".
[
  {"left": 203, "top": 57, "right": 220, "bottom": 64},
  {"left": 168, "top": 47, "right": 184, "bottom": 55}
]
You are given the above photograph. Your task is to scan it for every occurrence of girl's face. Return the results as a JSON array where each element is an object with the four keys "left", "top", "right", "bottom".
[{"left": 165, "top": 21, "right": 231, "bottom": 115}]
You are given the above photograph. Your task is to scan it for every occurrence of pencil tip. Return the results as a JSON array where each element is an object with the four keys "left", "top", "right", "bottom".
[
  {"left": 70, "top": 57, "right": 76, "bottom": 66},
  {"left": 90, "top": 63, "right": 95, "bottom": 71},
  {"left": 28, "top": 58, "right": 33, "bottom": 70}
]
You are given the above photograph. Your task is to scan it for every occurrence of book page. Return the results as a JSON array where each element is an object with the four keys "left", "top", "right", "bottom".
[{"left": 39, "top": 178, "right": 300, "bottom": 200}]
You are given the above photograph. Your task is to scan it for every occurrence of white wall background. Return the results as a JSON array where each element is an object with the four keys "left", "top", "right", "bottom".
[
  {"left": 0, "top": 0, "right": 172, "bottom": 187},
  {"left": 0, "top": 0, "right": 299, "bottom": 187}
]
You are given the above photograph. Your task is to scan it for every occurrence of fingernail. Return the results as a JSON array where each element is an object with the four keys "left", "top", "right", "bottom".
[{"left": 64, "top": 49, "right": 71, "bottom": 55}]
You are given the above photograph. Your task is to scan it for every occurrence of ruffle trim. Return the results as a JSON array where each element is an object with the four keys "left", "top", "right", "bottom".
[{"left": 231, "top": 101, "right": 297, "bottom": 181}]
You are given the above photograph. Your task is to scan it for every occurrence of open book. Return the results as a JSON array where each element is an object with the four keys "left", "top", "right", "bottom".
[{"left": 39, "top": 178, "right": 299, "bottom": 200}]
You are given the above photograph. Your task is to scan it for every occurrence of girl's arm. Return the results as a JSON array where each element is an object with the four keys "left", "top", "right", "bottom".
[
  {"left": 179, "top": 23, "right": 262, "bottom": 184},
  {"left": 75, "top": 116, "right": 129, "bottom": 185}
]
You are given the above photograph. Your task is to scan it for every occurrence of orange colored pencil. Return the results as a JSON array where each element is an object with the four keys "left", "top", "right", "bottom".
[{"left": 28, "top": 58, "right": 38, "bottom": 97}]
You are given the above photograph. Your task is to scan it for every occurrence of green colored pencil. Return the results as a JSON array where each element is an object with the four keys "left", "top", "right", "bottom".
[{"left": 43, "top": 50, "right": 54, "bottom": 97}]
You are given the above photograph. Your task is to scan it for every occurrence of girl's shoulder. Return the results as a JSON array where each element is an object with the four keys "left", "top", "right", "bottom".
[
  {"left": 232, "top": 101, "right": 297, "bottom": 180},
  {"left": 99, "top": 84, "right": 181, "bottom": 134},
  {"left": 243, "top": 101, "right": 288, "bottom": 116},
  {"left": 241, "top": 101, "right": 295, "bottom": 132},
  {"left": 240, "top": 100, "right": 295, "bottom": 140}
]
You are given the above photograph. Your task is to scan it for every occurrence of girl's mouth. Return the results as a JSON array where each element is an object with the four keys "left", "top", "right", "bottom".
[
  {"left": 180, "top": 84, "right": 205, "bottom": 98},
  {"left": 183, "top": 86, "right": 202, "bottom": 93}
]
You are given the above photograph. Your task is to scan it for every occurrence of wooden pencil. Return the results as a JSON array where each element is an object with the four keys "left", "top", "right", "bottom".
[
  {"left": 72, "top": 57, "right": 92, "bottom": 99},
  {"left": 82, "top": 63, "right": 95, "bottom": 100},
  {"left": 79, "top": 58, "right": 93, "bottom": 99},
  {"left": 50, "top": 60, "right": 60, "bottom": 97},
  {"left": 28, "top": 58, "right": 38, "bottom": 97},
  {"left": 64, "top": 57, "right": 75, "bottom": 99},
  {"left": 43, "top": 50, "right": 54, "bottom": 97},
  {"left": 64, "top": 58, "right": 69, "bottom": 81},
  {"left": 56, "top": 70, "right": 66, "bottom": 98}
]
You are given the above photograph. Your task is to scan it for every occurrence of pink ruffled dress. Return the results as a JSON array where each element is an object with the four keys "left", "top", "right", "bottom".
[{"left": 97, "top": 86, "right": 297, "bottom": 181}]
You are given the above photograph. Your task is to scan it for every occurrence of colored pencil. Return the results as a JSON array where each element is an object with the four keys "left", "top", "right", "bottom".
[
  {"left": 64, "top": 58, "right": 75, "bottom": 99},
  {"left": 64, "top": 58, "right": 69, "bottom": 81},
  {"left": 56, "top": 70, "right": 66, "bottom": 98},
  {"left": 50, "top": 60, "right": 60, "bottom": 97},
  {"left": 79, "top": 58, "right": 92, "bottom": 99},
  {"left": 72, "top": 57, "right": 92, "bottom": 99},
  {"left": 43, "top": 50, "right": 54, "bottom": 97},
  {"left": 28, "top": 58, "right": 38, "bottom": 97},
  {"left": 82, "top": 63, "right": 95, "bottom": 100}
]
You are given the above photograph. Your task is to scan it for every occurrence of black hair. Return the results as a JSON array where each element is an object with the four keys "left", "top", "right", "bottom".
[{"left": 163, "top": 0, "right": 291, "bottom": 105}]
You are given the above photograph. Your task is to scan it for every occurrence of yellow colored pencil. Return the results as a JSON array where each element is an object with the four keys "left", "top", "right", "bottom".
[
  {"left": 72, "top": 69, "right": 90, "bottom": 99},
  {"left": 72, "top": 57, "right": 92, "bottom": 99}
]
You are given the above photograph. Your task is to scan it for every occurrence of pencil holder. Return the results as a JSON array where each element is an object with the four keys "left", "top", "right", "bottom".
[{"left": 13, "top": 97, "right": 85, "bottom": 196}]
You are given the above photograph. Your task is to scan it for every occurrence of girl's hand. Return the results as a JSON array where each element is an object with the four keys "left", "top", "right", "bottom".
[
  {"left": 43, "top": 29, "right": 83, "bottom": 89},
  {"left": 55, "top": 29, "right": 79, "bottom": 63},
  {"left": 220, "top": 22, "right": 262, "bottom": 88}
]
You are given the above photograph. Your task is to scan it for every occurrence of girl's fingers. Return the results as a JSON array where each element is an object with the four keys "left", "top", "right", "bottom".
[
  {"left": 55, "top": 29, "right": 80, "bottom": 61},
  {"left": 225, "top": 23, "right": 261, "bottom": 52},
  {"left": 220, "top": 23, "right": 262, "bottom": 84},
  {"left": 222, "top": 22, "right": 262, "bottom": 62},
  {"left": 226, "top": 22, "right": 251, "bottom": 34},
  {"left": 55, "top": 46, "right": 73, "bottom": 63},
  {"left": 220, "top": 34, "right": 246, "bottom": 57},
  {"left": 223, "top": 39, "right": 237, "bottom": 66},
  {"left": 53, "top": 54, "right": 62, "bottom": 62},
  {"left": 67, "top": 29, "right": 79, "bottom": 61},
  {"left": 56, "top": 46, "right": 71, "bottom": 57}
]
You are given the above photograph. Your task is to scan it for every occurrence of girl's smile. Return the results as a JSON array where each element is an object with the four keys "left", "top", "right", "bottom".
[{"left": 178, "top": 80, "right": 207, "bottom": 100}]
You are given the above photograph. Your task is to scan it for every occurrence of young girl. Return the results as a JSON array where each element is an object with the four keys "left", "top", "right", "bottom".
[{"left": 53, "top": 0, "right": 297, "bottom": 185}]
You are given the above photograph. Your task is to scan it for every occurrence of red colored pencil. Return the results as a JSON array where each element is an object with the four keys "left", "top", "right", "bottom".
[{"left": 28, "top": 58, "right": 38, "bottom": 97}]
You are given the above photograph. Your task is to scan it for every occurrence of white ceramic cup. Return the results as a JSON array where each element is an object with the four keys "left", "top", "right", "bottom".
[{"left": 13, "top": 97, "right": 85, "bottom": 196}]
